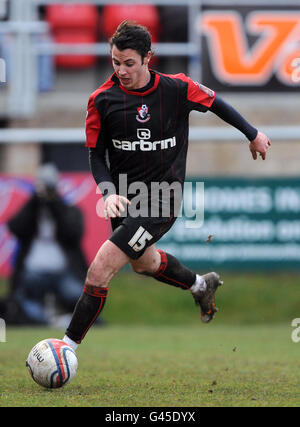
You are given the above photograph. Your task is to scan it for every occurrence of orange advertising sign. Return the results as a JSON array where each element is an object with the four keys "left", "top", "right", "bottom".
[{"left": 200, "top": 8, "right": 300, "bottom": 89}]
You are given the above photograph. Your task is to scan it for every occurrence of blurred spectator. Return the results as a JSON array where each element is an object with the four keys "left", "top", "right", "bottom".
[{"left": 0, "top": 163, "right": 87, "bottom": 326}]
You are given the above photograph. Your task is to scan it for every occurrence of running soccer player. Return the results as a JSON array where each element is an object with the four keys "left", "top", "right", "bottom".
[{"left": 63, "top": 21, "right": 271, "bottom": 350}]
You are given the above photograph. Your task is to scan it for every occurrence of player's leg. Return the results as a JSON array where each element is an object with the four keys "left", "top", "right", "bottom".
[
  {"left": 129, "top": 244, "right": 161, "bottom": 275},
  {"left": 130, "top": 244, "right": 197, "bottom": 290},
  {"left": 131, "top": 245, "right": 223, "bottom": 323},
  {"left": 110, "top": 215, "right": 222, "bottom": 323},
  {"left": 63, "top": 239, "right": 130, "bottom": 348}
]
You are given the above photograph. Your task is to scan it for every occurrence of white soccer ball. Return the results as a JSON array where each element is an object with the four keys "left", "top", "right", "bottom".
[{"left": 26, "top": 338, "right": 78, "bottom": 389}]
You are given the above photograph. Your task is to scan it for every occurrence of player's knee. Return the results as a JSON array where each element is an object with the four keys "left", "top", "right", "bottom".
[
  {"left": 131, "top": 262, "right": 157, "bottom": 276},
  {"left": 131, "top": 264, "right": 147, "bottom": 275}
]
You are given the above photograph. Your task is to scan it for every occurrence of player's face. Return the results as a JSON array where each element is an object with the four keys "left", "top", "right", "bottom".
[{"left": 111, "top": 46, "right": 151, "bottom": 90}]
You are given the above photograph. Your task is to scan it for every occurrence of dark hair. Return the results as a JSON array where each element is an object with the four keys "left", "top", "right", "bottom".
[{"left": 110, "top": 20, "right": 153, "bottom": 63}]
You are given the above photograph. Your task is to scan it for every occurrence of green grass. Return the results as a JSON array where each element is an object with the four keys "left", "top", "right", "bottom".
[
  {"left": 0, "top": 324, "right": 299, "bottom": 407},
  {"left": 0, "top": 272, "right": 300, "bottom": 406},
  {"left": 2, "top": 272, "right": 300, "bottom": 325},
  {"left": 105, "top": 272, "right": 300, "bottom": 325}
]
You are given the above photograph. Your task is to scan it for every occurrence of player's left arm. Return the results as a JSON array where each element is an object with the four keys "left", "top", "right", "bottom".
[
  {"left": 183, "top": 76, "right": 271, "bottom": 160},
  {"left": 209, "top": 96, "right": 271, "bottom": 160},
  {"left": 248, "top": 130, "right": 271, "bottom": 161}
]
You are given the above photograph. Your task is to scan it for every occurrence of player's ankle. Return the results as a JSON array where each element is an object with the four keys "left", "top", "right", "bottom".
[
  {"left": 62, "top": 335, "right": 79, "bottom": 351},
  {"left": 190, "top": 274, "right": 207, "bottom": 294}
]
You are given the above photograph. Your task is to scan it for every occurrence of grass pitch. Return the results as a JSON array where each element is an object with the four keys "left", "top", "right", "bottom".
[
  {"left": 0, "top": 272, "right": 300, "bottom": 407},
  {"left": 0, "top": 323, "right": 299, "bottom": 407}
]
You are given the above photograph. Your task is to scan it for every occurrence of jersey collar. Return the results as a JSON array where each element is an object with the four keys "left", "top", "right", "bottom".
[{"left": 113, "top": 70, "right": 160, "bottom": 96}]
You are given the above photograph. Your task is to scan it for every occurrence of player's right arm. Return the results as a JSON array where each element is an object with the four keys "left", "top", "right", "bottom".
[
  {"left": 89, "top": 148, "right": 130, "bottom": 219},
  {"left": 86, "top": 93, "right": 130, "bottom": 219},
  {"left": 86, "top": 93, "right": 114, "bottom": 194}
]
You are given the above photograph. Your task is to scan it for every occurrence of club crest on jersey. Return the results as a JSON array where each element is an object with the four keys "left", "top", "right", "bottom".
[{"left": 136, "top": 104, "right": 150, "bottom": 123}]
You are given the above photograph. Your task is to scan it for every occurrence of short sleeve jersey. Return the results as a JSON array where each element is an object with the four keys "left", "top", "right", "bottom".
[{"left": 85, "top": 70, "right": 215, "bottom": 191}]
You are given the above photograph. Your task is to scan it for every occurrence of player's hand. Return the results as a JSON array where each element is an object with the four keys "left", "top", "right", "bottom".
[
  {"left": 249, "top": 131, "right": 271, "bottom": 160},
  {"left": 103, "top": 194, "right": 131, "bottom": 220}
]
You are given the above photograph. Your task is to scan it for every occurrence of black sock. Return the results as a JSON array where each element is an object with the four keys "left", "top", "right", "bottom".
[
  {"left": 65, "top": 284, "right": 108, "bottom": 344},
  {"left": 153, "top": 250, "right": 196, "bottom": 290}
]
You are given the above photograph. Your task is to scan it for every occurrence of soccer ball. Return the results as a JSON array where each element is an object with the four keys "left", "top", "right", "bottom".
[{"left": 26, "top": 338, "right": 78, "bottom": 389}]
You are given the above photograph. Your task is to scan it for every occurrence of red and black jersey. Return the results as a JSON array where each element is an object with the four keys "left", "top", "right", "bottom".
[{"left": 85, "top": 70, "right": 215, "bottom": 193}]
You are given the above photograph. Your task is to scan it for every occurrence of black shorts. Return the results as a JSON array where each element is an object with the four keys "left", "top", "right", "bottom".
[{"left": 109, "top": 214, "right": 177, "bottom": 260}]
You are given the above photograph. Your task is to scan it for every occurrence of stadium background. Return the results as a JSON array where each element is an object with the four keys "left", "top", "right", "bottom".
[{"left": 0, "top": 0, "right": 300, "bottom": 407}]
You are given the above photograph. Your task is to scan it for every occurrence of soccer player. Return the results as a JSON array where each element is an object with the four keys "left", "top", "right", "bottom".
[{"left": 63, "top": 21, "right": 271, "bottom": 351}]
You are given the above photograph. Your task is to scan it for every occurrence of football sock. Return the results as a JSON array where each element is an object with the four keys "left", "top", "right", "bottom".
[
  {"left": 190, "top": 274, "right": 207, "bottom": 293},
  {"left": 65, "top": 284, "right": 108, "bottom": 344},
  {"left": 62, "top": 335, "right": 78, "bottom": 351},
  {"left": 153, "top": 250, "right": 200, "bottom": 291}
]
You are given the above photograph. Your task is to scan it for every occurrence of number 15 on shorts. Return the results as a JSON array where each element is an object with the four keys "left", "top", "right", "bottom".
[{"left": 128, "top": 226, "right": 153, "bottom": 252}]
